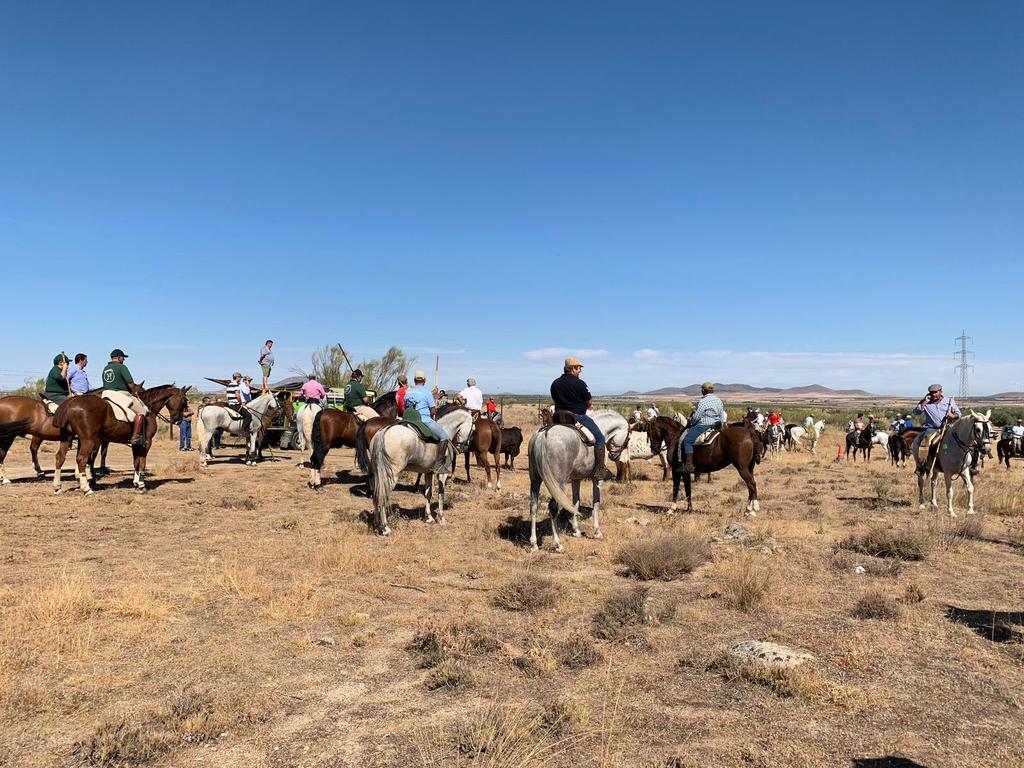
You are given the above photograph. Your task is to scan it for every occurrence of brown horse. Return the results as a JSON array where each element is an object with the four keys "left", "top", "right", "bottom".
[
  {"left": 51, "top": 384, "right": 190, "bottom": 494},
  {"left": 307, "top": 391, "right": 399, "bottom": 489},
  {"left": 650, "top": 417, "right": 762, "bottom": 515},
  {"left": 0, "top": 396, "right": 64, "bottom": 483},
  {"left": 437, "top": 404, "right": 502, "bottom": 489}
]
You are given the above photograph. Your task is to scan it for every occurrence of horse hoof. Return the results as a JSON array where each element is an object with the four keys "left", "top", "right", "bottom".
[
  {"left": 554, "top": 544, "right": 565, "bottom": 554},
  {"left": 0, "top": 478, "right": 10, "bottom": 486},
  {"left": 593, "top": 530, "right": 604, "bottom": 540},
  {"left": 382, "top": 526, "right": 392, "bottom": 536},
  {"left": 54, "top": 488, "right": 63, "bottom": 495},
  {"left": 84, "top": 489, "right": 94, "bottom": 497},
  {"left": 425, "top": 517, "right": 436, "bottom": 524}
]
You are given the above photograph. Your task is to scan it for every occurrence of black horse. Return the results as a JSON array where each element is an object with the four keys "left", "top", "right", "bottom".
[{"left": 845, "top": 423, "right": 877, "bottom": 462}]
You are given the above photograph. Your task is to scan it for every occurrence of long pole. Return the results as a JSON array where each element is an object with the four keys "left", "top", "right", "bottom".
[
  {"left": 336, "top": 342, "right": 355, "bottom": 373},
  {"left": 434, "top": 354, "right": 439, "bottom": 389}
]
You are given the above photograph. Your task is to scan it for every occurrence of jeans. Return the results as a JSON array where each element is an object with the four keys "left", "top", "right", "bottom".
[
  {"left": 682, "top": 422, "right": 714, "bottom": 455},
  {"left": 574, "top": 413, "right": 605, "bottom": 448},
  {"left": 421, "top": 417, "right": 449, "bottom": 442},
  {"left": 179, "top": 420, "right": 192, "bottom": 450}
]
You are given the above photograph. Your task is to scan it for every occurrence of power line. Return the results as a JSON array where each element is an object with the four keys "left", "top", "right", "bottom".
[{"left": 954, "top": 329, "right": 974, "bottom": 398}]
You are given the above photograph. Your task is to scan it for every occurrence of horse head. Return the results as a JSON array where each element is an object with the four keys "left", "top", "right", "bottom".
[{"left": 969, "top": 409, "right": 993, "bottom": 456}]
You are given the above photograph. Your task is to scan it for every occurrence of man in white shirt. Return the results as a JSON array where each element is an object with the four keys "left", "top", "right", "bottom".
[
  {"left": 1012, "top": 419, "right": 1024, "bottom": 453},
  {"left": 647, "top": 403, "right": 659, "bottom": 421},
  {"left": 459, "top": 377, "right": 484, "bottom": 415}
]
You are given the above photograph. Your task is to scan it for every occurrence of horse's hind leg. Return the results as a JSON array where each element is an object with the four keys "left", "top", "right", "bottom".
[
  {"left": 53, "top": 438, "right": 72, "bottom": 493},
  {"left": 436, "top": 475, "right": 447, "bottom": 524},
  {"left": 29, "top": 435, "right": 44, "bottom": 477},
  {"left": 591, "top": 479, "right": 603, "bottom": 539},
  {"left": 0, "top": 436, "right": 15, "bottom": 485},
  {"left": 738, "top": 460, "right": 759, "bottom": 516},
  {"left": 529, "top": 473, "right": 542, "bottom": 551},
  {"left": 75, "top": 439, "right": 96, "bottom": 495}
]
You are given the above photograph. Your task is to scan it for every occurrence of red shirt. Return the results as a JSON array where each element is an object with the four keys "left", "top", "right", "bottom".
[
  {"left": 396, "top": 386, "right": 407, "bottom": 414},
  {"left": 768, "top": 412, "right": 781, "bottom": 425},
  {"left": 486, "top": 400, "right": 496, "bottom": 413}
]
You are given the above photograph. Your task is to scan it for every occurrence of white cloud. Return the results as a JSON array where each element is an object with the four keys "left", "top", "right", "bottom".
[
  {"left": 633, "top": 348, "right": 662, "bottom": 360},
  {"left": 523, "top": 347, "right": 608, "bottom": 361}
]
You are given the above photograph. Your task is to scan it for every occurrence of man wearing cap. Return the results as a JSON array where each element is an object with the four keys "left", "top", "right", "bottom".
[
  {"left": 344, "top": 369, "right": 378, "bottom": 421},
  {"left": 404, "top": 371, "right": 451, "bottom": 448},
  {"left": 681, "top": 382, "right": 725, "bottom": 474},
  {"left": 101, "top": 349, "right": 149, "bottom": 447},
  {"left": 910, "top": 384, "right": 961, "bottom": 470},
  {"left": 459, "top": 378, "right": 484, "bottom": 417},
  {"left": 550, "top": 357, "right": 610, "bottom": 480},
  {"left": 1011, "top": 418, "right": 1024, "bottom": 454},
  {"left": 43, "top": 353, "right": 71, "bottom": 406},
  {"left": 239, "top": 375, "right": 253, "bottom": 404},
  {"left": 902, "top": 414, "right": 914, "bottom": 432},
  {"left": 395, "top": 374, "right": 409, "bottom": 415}
]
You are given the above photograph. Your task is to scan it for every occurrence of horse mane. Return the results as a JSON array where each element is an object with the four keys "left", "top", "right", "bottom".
[
  {"left": 435, "top": 403, "right": 464, "bottom": 418},
  {"left": 371, "top": 390, "right": 396, "bottom": 410}
]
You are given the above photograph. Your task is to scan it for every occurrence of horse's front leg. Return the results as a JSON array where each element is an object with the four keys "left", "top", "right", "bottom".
[
  {"left": 569, "top": 480, "right": 581, "bottom": 537},
  {"left": 668, "top": 469, "right": 681, "bottom": 514},
  {"left": 436, "top": 474, "right": 447, "bottom": 524},
  {"left": 0, "top": 437, "right": 14, "bottom": 485},
  {"left": 683, "top": 472, "right": 693, "bottom": 513},
  {"left": 929, "top": 468, "right": 941, "bottom": 509},
  {"left": 961, "top": 469, "right": 975, "bottom": 515},
  {"left": 591, "top": 479, "right": 603, "bottom": 539},
  {"left": 134, "top": 450, "right": 146, "bottom": 490},
  {"left": 423, "top": 472, "right": 435, "bottom": 523}
]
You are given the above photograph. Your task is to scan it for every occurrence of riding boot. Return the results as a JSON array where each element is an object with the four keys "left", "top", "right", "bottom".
[
  {"left": 434, "top": 440, "right": 453, "bottom": 474},
  {"left": 130, "top": 415, "right": 146, "bottom": 447},
  {"left": 591, "top": 445, "right": 613, "bottom": 481},
  {"left": 682, "top": 452, "right": 696, "bottom": 474}
]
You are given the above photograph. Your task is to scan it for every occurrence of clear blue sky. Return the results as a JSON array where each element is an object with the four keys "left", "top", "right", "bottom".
[{"left": 2, "top": 2, "right": 1021, "bottom": 395}]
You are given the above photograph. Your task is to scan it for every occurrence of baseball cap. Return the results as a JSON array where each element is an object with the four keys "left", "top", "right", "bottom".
[
  {"left": 110, "top": 349, "right": 128, "bottom": 358},
  {"left": 352, "top": 369, "right": 364, "bottom": 377},
  {"left": 53, "top": 354, "right": 67, "bottom": 364}
]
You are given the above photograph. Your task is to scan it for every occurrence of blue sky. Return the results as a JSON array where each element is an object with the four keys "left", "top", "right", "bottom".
[{"left": 2, "top": 2, "right": 1021, "bottom": 395}]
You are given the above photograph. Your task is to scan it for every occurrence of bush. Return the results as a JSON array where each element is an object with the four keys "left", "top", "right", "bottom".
[
  {"left": 839, "top": 526, "right": 930, "bottom": 560},
  {"left": 492, "top": 573, "right": 559, "bottom": 612},
  {"left": 902, "top": 583, "right": 926, "bottom": 604},
  {"left": 853, "top": 589, "right": 902, "bottom": 621},
  {"left": 555, "top": 633, "right": 603, "bottom": 669},
  {"left": 425, "top": 659, "right": 472, "bottom": 691},
  {"left": 722, "top": 556, "right": 773, "bottom": 612},
  {"left": 615, "top": 531, "right": 710, "bottom": 581},
  {"left": 592, "top": 586, "right": 651, "bottom": 647}
]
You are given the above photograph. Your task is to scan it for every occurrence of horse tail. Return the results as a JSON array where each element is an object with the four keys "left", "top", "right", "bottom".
[
  {"left": 355, "top": 417, "right": 371, "bottom": 474},
  {"left": 0, "top": 418, "right": 31, "bottom": 440},
  {"left": 310, "top": 409, "right": 327, "bottom": 470},
  {"left": 194, "top": 404, "right": 207, "bottom": 451},
  {"left": 537, "top": 435, "right": 578, "bottom": 514},
  {"left": 371, "top": 427, "right": 397, "bottom": 513}
]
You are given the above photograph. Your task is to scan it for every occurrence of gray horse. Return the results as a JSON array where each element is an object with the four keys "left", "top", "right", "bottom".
[
  {"left": 368, "top": 408, "right": 474, "bottom": 535},
  {"left": 527, "top": 409, "right": 630, "bottom": 552},
  {"left": 917, "top": 409, "right": 991, "bottom": 517},
  {"left": 195, "top": 392, "right": 279, "bottom": 467}
]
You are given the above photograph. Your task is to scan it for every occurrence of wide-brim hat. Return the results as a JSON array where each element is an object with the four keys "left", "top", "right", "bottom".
[
  {"left": 110, "top": 349, "right": 127, "bottom": 358},
  {"left": 927, "top": 383, "right": 942, "bottom": 393},
  {"left": 414, "top": 370, "right": 426, "bottom": 381},
  {"left": 564, "top": 357, "right": 584, "bottom": 368}
]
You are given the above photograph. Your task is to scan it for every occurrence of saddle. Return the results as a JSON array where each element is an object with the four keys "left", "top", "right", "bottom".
[
  {"left": 694, "top": 427, "right": 721, "bottom": 448},
  {"left": 543, "top": 411, "right": 597, "bottom": 446},
  {"left": 916, "top": 430, "right": 943, "bottom": 464},
  {"left": 400, "top": 409, "right": 440, "bottom": 442},
  {"left": 100, "top": 391, "right": 136, "bottom": 423},
  {"left": 41, "top": 396, "right": 61, "bottom": 416}
]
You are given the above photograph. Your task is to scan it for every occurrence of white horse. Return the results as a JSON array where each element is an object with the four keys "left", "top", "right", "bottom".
[
  {"left": 195, "top": 393, "right": 279, "bottom": 467},
  {"left": 917, "top": 410, "right": 992, "bottom": 517},
  {"left": 527, "top": 410, "right": 630, "bottom": 552},
  {"left": 872, "top": 431, "right": 890, "bottom": 450},
  {"left": 294, "top": 402, "right": 322, "bottom": 467},
  {"left": 368, "top": 409, "right": 474, "bottom": 535}
]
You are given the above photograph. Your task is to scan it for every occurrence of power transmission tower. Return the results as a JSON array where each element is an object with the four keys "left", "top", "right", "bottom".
[{"left": 954, "top": 330, "right": 973, "bottom": 398}]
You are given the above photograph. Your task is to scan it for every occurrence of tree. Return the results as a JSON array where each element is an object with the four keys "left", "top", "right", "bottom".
[
  {"left": 12, "top": 377, "right": 44, "bottom": 397},
  {"left": 306, "top": 345, "right": 417, "bottom": 394}
]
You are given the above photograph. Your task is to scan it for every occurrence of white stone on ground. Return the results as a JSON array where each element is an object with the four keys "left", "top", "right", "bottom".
[{"left": 729, "top": 640, "right": 812, "bottom": 669}]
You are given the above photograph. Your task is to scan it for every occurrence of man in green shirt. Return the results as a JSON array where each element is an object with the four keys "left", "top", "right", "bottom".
[
  {"left": 43, "top": 353, "right": 70, "bottom": 405},
  {"left": 343, "top": 369, "right": 377, "bottom": 421},
  {"left": 101, "top": 348, "right": 149, "bottom": 446}
]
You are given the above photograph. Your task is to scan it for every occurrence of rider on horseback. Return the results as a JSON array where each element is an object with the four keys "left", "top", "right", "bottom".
[
  {"left": 344, "top": 369, "right": 378, "bottom": 421},
  {"left": 550, "top": 356, "right": 610, "bottom": 480},
  {"left": 911, "top": 383, "right": 960, "bottom": 472},
  {"left": 101, "top": 349, "right": 149, "bottom": 447},
  {"left": 403, "top": 372, "right": 451, "bottom": 457},
  {"left": 43, "top": 353, "right": 71, "bottom": 406},
  {"left": 681, "top": 382, "right": 725, "bottom": 474},
  {"left": 299, "top": 373, "right": 326, "bottom": 405}
]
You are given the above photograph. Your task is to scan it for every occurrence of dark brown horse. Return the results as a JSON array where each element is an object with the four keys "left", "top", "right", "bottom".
[
  {"left": 845, "top": 423, "right": 877, "bottom": 462},
  {"left": 51, "top": 384, "right": 190, "bottom": 494},
  {"left": 0, "top": 396, "right": 64, "bottom": 483},
  {"left": 307, "top": 391, "right": 399, "bottom": 489},
  {"left": 650, "top": 418, "right": 762, "bottom": 515}
]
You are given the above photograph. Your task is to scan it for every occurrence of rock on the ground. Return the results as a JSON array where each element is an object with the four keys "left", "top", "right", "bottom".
[
  {"left": 729, "top": 640, "right": 812, "bottom": 668},
  {"left": 724, "top": 522, "right": 752, "bottom": 541}
]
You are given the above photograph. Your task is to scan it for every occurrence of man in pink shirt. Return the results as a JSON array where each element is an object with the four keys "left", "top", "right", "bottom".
[{"left": 299, "top": 373, "right": 326, "bottom": 404}]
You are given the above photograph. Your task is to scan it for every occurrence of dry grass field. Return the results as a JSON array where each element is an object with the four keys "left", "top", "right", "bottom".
[{"left": 1, "top": 404, "right": 1023, "bottom": 768}]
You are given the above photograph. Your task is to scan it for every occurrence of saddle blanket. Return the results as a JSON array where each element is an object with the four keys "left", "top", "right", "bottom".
[
  {"left": 42, "top": 398, "right": 61, "bottom": 416},
  {"left": 101, "top": 391, "right": 148, "bottom": 423},
  {"left": 683, "top": 427, "right": 721, "bottom": 448},
  {"left": 353, "top": 405, "right": 378, "bottom": 422},
  {"left": 916, "top": 431, "right": 942, "bottom": 463}
]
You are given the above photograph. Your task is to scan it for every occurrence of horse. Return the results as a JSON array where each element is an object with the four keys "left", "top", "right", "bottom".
[
  {"left": 917, "top": 410, "right": 992, "bottom": 517},
  {"left": 845, "top": 424, "right": 877, "bottom": 462},
  {"left": 996, "top": 432, "right": 1023, "bottom": 469},
  {"left": 538, "top": 406, "right": 554, "bottom": 425},
  {"left": 872, "top": 430, "right": 890, "bottom": 453},
  {"left": 804, "top": 419, "right": 826, "bottom": 453},
  {"left": 437, "top": 403, "right": 502, "bottom": 490},
  {"left": 0, "top": 395, "right": 64, "bottom": 483},
  {"left": 50, "top": 384, "right": 190, "bottom": 494},
  {"left": 195, "top": 392, "right": 280, "bottom": 466},
  {"left": 617, "top": 424, "right": 669, "bottom": 482},
  {"left": 889, "top": 431, "right": 911, "bottom": 467},
  {"left": 294, "top": 401, "right": 323, "bottom": 466},
  {"left": 783, "top": 424, "right": 799, "bottom": 451},
  {"left": 764, "top": 424, "right": 783, "bottom": 458},
  {"left": 368, "top": 408, "right": 475, "bottom": 534},
  {"left": 661, "top": 423, "right": 762, "bottom": 516},
  {"left": 306, "top": 391, "right": 402, "bottom": 489},
  {"left": 527, "top": 409, "right": 630, "bottom": 552}
]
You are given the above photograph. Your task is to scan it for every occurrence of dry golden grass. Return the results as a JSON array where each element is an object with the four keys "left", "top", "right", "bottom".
[
  {"left": 853, "top": 589, "right": 903, "bottom": 621},
  {"left": 2, "top": 404, "right": 1023, "bottom": 767},
  {"left": 614, "top": 527, "right": 709, "bottom": 580},
  {"left": 839, "top": 524, "right": 931, "bottom": 560}
]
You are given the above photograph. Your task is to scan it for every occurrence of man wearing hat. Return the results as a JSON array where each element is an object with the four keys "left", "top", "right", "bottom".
[
  {"left": 101, "top": 349, "right": 149, "bottom": 447},
  {"left": 550, "top": 356, "right": 610, "bottom": 480},
  {"left": 1011, "top": 418, "right": 1024, "bottom": 455},
  {"left": 403, "top": 371, "right": 451, "bottom": 449},
  {"left": 396, "top": 374, "right": 409, "bottom": 415},
  {"left": 459, "top": 377, "right": 483, "bottom": 417},
  {"left": 910, "top": 383, "right": 961, "bottom": 469},
  {"left": 343, "top": 369, "right": 377, "bottom": 421},
  {"left": 43, "top": 353, "right": 71, "bottom": 406},
  {"left": 681, "top": 382, "right": 725, "bottom": 474}
]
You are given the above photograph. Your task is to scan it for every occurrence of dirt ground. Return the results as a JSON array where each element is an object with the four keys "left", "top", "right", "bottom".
[{"left": 1, "top": 405, "right": 1022, "bottom": 768}]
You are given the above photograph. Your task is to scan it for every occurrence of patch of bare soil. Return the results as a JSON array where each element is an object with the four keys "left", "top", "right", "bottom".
[{"left": 1, "top": 405, "right": 1022, "bottom": 767}]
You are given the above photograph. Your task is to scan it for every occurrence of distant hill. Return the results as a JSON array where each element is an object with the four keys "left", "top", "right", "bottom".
[{"left": 615, "top": 383, "right": 878, "bottom": 398}]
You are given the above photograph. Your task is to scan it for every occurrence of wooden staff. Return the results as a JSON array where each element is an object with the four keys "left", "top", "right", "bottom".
[{"left": 434, "top": 354, "right": 439, "bottom": 389}]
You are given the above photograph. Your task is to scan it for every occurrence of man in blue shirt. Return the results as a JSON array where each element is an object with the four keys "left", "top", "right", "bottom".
[
  {"left": 682, "top": 382, "right": 726, "bottom": 474},
  {"left": 68, "top": 353, "right": 91, "bottom": 394},
  {"left": 911, "top": 383, "right": 960, "bottom": 469},
  {"left": 403, "top": 371, "right": 450, "bottom": 444}
]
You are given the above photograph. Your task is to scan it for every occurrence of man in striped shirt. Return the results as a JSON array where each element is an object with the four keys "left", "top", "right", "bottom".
[
  {"left": 681, "top": 382, "right": 725, "bottom": 474},
  {"left": 226, "top": 373, "right": 243, "bottom": 409}
]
